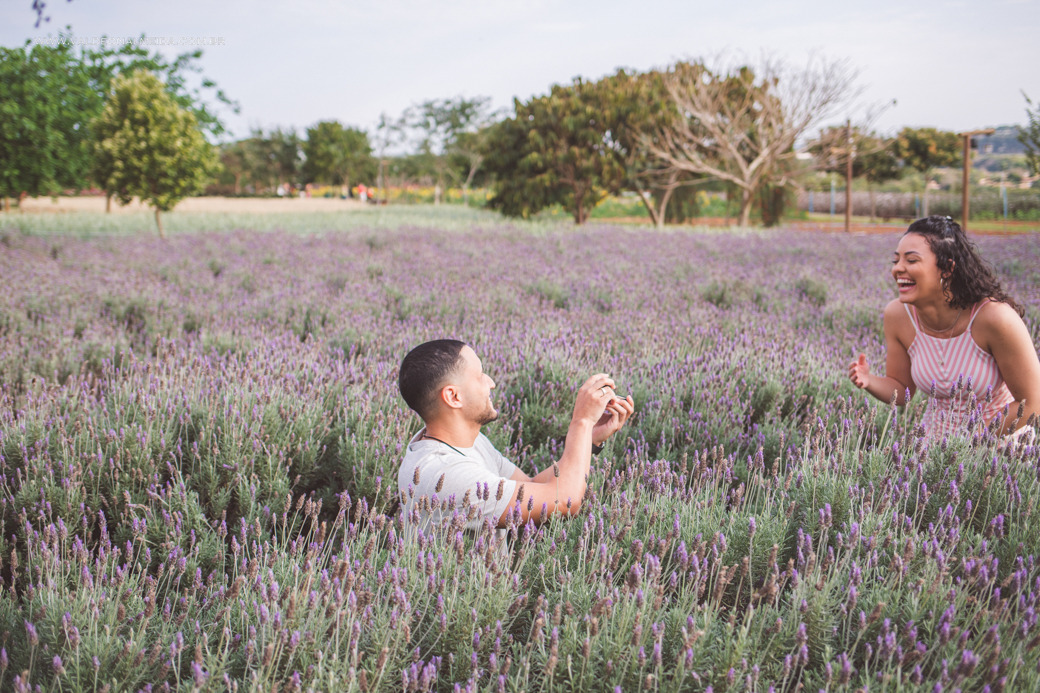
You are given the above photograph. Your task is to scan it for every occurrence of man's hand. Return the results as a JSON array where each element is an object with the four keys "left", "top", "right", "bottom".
[
  {"left": 592, "top": 394, "right": 635, "bottom": 445},
  {"left": 572, "top": 373, "right": 617, "bottom": 426}
]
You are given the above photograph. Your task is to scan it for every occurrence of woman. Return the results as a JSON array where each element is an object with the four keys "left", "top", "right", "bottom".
[{"left": 849, "top": 215, "right": 1040, "bottom": 441}]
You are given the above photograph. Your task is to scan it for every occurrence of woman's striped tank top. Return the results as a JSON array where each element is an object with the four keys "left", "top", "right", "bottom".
[{"left": 906, "top": 300, "right": 1015, "bottom": 440}]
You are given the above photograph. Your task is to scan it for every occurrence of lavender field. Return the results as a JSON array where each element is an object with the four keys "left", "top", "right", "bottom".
[{"left": 1, "top": 210, "right": 1039, "bottom": 691}]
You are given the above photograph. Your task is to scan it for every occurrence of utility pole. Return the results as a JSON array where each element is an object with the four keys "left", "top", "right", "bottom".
[
  {"left": 958, "top": 128, "right": 994, "bottom": 232},
  {"left": 828, "top": 119, "right": 856, "bottom": 233},
  {"left": 845, "top": 120, "right": 853, "bottom": 234}
]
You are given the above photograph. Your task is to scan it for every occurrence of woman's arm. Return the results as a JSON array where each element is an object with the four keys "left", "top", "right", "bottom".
[
  {"left": 975, "top": 302, "right": 1040, "bottom": 434},
  {"left": 849, "top": 299, "right": 917, "bottom": 405}
]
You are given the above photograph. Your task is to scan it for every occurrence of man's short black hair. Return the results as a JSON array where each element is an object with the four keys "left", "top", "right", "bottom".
[{"left": 398, "top": 339, "right": 468, "bottom": 419}]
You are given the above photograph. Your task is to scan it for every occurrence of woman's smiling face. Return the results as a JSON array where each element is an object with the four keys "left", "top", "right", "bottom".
[{"left": 892, "top": 232, "right": 947, "bottom": 303}]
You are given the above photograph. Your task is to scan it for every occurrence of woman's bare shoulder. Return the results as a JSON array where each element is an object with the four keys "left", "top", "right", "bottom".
[
  {"left": 973, "top": 299, "right": 1026, "bottom": 337},
  {"left": 882, "top": 298, "right": 911, "bottom": 322},
  {"left": 881, "top": 299, "right": 915, "bottom": 348}
]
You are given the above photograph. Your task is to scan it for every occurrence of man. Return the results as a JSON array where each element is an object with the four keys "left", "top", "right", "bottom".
[{"left": 397, "top": 339, "right": 634, "bottom": 534}]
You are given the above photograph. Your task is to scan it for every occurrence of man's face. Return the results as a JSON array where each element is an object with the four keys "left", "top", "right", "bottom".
[{"left": 455, "top": 345, "right": 498, "bottom": 425}]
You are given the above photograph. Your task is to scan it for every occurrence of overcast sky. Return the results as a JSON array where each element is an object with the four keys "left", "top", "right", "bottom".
[{"left": 4, "top": 0, "right": 1038, "bottom": 141}]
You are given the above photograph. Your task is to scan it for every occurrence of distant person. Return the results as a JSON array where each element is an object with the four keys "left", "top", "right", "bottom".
[
  {"left": 397, "top": 340, "right": 634, "bottom": 537},
  {"left": 848, "top": 215, "right": 1040, "bottom": 442}
]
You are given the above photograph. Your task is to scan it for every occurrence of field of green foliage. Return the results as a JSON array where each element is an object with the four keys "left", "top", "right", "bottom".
[{"left": 1, "top": 207, "right": 1039, "bottom": 691}]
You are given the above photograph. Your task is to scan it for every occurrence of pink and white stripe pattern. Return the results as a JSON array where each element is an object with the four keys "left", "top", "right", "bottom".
[{"left": 906, "top": 301, "right": 1015, "bottom": 441}]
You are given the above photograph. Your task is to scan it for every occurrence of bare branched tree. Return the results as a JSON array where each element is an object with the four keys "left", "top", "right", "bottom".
[{"left": 645, "top": 54, "right": 860, "bottom": 226}]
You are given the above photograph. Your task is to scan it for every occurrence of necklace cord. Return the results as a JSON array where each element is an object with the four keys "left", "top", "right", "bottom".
[
  {"left": 421, "top": 432, "right": 468, "bottom": 457},
  {"left": 922, "top": 308, "right": 962, "bottom": 336}
]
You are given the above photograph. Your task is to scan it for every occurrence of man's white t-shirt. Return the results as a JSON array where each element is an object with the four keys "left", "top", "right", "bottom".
[{"left": 398, "top": 429, "right": 519, "bottom": 534}]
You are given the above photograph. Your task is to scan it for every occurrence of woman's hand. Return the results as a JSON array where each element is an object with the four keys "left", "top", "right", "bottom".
[{"left": 849, "top": 354, "right": 871, "bottom": 390}]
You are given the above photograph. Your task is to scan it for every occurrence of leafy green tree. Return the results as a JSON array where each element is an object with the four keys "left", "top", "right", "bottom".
[
  {"left": 404, "top": 96, "right": 501, "bottom": 203},
  {"left": 91, "top": 69, "right": 218, "bottom": 237},
  {"left": 810, "top": 126, "right": 900, "bottom": 220},
  {"left": 0, "top": 40, "right": 96, "bottom": 206},
  {"left": 236, "top": 128, "right": 302, "bottom": 194},
  {"left": 215, "top": 140, "right": 250, "bottom": 194},
  {"left": 894, "top": 127, "right": 960, "bottom": 215},
  {"left": 302, "top": 121, "right": 375, "bottom": 194},
  {"left": 213, "top": 130, "right": 300, "bottom": 196},
  {"left": 484, "top": 79, "right": 626, "bottom": 224},
  {"left": 0, "top": 35, "right": 235, "bottom": 210},
  {"left": 894, "top": 127, "right": 962, "bottom": 173},
  {"left": 372, "top": 112, "right": 406, "bottom": 202},
  {"left": 592, "top": 67, "right": 704, "bottom": 227},
  {"left": 1020, "top": 94, "right": 1040, "bottom": 177}
]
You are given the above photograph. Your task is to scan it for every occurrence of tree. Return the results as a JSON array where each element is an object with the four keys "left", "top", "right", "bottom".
[
  {"left": 372, "top": 112, "right": 407, "bottom": 203},
  {"left": 403, "top": 96, "right": 501, "bottom": 203},
  {"left": 90, "top": 69, "right": 218, "bottom": 237},
  {"left": 0, "top": 34, "right": 235, "bottom": 210},
  {"left": 1020, "top": 93, "right": 1040, "bottom": 177},
  {"left": 212, "top": 129, "right": 301, "bottom": 196},
  {"left": 0, "top": 40, "right": 96, "bottom": 207},
  {"left": 215, "top": 140, "right": 250, "bottom": 195},
  {"left": 484, "top": 79, "right": 626, "bottom": 224},
  {"left": 645, "top": 56, "right": 859, "bottom": 226},
  {"left": 810, "top": 126, "right": 900, "bottom": 221},
  {"left": 301, "top": 121, "right": 375, "bottom": 194},
  {"left": 591, "top": 67, "right": 706, "bottom": 228},
  {"left": 893, "top": 127, "right": 960, "bottom": 215},
  {"left": 482, "top": 114, "right": 555, "bottom": 219},
  {"left": 243, "top": 128, "right": 302, "bottom": 193}
]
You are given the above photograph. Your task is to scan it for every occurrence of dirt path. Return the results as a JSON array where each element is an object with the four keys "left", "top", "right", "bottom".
[{"left": 15, "top": 195, "right": 368, "bottom": 214}]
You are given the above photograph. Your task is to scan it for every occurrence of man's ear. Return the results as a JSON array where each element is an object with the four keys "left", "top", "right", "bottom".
[{"left": 440, "top": 384, "right": 463, "bottom": 410}]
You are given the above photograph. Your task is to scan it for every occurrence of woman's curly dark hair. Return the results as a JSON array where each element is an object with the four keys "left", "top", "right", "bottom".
[{"left": 904, "top": 215, "right": 1023, "bottom": 316}]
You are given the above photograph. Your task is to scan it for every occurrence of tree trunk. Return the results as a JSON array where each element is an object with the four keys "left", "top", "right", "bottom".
[
  {"left": 106, "top": 194, "right": 112, "bottom": 213},
  {"left": 635, "top": 187, "right": 661, "bottom": 228},
  {"left": 737, "top": 188, "right": 753, "bottom": 227},
  {"left": 923, "top": 174, "right": 930, "bottom": 217},
  {"left": 155, "top": 208, "right": 165, "bottom": 239},
  {"left": 378, "top": 159, "right": 386, "bottom": 204},
  {"left": 869, "top": 186, "right": 877, "bottom": 223},
  {"left": 654, "top": 170, "right": 684, "bottom": 229},
  {"left": 462, "top": 162, "right": 480, "bottom": 205}
]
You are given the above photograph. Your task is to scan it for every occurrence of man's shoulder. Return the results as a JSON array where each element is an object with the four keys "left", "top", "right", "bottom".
[
  {"left": 402, "top": 439, "right": 455, "bottom": 468},
  {"left": 399, "top": 441, "right": 455, "bottom": 493},
  {"left": 472, "top": 433, "right": 508, "bottom": 458}
]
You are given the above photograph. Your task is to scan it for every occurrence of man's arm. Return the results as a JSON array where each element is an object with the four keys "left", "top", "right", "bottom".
[{"left": 497, "top": 374, "right": 623, "bottom": 527}]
